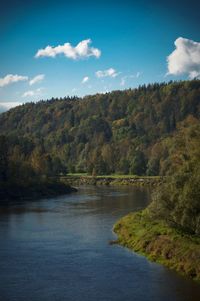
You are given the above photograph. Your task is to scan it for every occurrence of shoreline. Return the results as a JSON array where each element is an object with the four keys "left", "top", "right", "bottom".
[
  {"left": 113, "top": 210, "right": 200, "bottom": 282},
  {"left": 60, "top": 175, "right": 163, "bottom": 187},
  {"left": 0, "top": 181, "right": 77, "bottom": 204}
]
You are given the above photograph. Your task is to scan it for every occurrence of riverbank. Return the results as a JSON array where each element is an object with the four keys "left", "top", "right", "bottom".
[
  {"left": 113, "top": 210, "right": 200, "bottom": 281},
  {"left": 0, "top": 180, "right": 77, "bottom": 203},
  {"left": 60, "top": 174, "right": 162, "bottom": 186}
]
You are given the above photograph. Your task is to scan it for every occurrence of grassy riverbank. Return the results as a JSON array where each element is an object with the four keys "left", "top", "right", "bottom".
[{"left": 114, "top": 210, "right": 200, "bottom": 281}]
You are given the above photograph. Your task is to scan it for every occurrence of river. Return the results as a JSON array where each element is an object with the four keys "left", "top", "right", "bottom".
[{"left": 0, "top": 186, "right": 200, "bottom": 301}]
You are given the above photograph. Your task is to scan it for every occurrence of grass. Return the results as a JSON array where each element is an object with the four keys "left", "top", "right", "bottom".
[
  {"left": 113, "top": 209, "right": 200, "bottom": 281},
  {"left": 67, "top": 173, "right": 88, "bottom": 177}
]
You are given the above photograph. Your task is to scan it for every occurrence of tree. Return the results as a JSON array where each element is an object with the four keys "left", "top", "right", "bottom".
[
  {"left": 0, "top": 135, "right": 8, "bottom": 181},
  {"left": 130, "top": 151, "right": 146, "bottom": 175}
]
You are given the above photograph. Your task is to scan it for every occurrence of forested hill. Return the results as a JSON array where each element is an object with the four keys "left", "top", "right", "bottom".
[{"left": 0, "top": 80, "right": 200, "bottom": 177}]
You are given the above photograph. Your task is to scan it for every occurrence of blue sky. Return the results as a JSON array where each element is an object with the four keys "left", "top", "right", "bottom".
[{"left": 0, "top": 0, "right": 200, "bottom": 110}]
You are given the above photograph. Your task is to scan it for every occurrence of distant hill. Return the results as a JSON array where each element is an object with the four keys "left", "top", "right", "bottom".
[{"left": 0, "top": 80, "right": 200, "bottom": 177}]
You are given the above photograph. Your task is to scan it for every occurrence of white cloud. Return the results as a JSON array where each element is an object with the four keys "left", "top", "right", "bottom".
[
  {"left": 96, "top": 68, "right": 119, "bottom": 78},
  {"left": 22, "top": 88, "right": 44, "bottom": 98},
  {"left": 120, "top": 72, "right": 141, "bottom": 86},
  {"left": 0, "top": 74, "right": 28, "bottom": 87},
  {"left": 120, "top": 77, "right": 126, "bottom": 86},
  {"left": 22, "top": 91, "right": 35, "bottom": 97},
  {"left": 167, "top": 37, "right": 200, "bottom": 79},
  {"left": 35, "top": 39, "right": 101, "bottom": 60},
  {"left": 29, "top": 74, "right": 45, "bottom": 86},
  {"left": 82, "top": 76, "right": 89, "bottom": 84},
  {"left": 0, "top": 102, "right": 22, "bottom": 112},
  {"left": 129, "top": 72, "right": 142, "bottom": 79}
]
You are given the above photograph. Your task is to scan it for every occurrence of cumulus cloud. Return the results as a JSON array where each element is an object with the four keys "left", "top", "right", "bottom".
[
  {"left": 0, "top": 74, "right": 28, "bottom": 87},
  {"left": 0, "top": 102, "right": 22, "bottom": 112},
  {"left": 22, "top": 88, "right": 44, "bottom": 98},
  {"left": 35, "top": 39, "right": 101, "bottom": 60},
  {"left": 96, "top": 68, "right": 119, "bottom": 78},
  {"left": 82, "top": 76, "right": 89, "bottom": 84},
  {"left": 167, "top": 37, "right": 200, "bottom": 79},
  {"left": 29, "top": 74, "right": 45, "bottom": 86}
]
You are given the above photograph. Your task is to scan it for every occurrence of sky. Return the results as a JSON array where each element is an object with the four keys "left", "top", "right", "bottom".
[{"left": 0, "top": 0, "right": 200, "bottom": 111}]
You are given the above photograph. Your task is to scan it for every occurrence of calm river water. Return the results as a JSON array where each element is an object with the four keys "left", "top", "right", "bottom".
[{"left": 0, "top": 186, "right": 200, "bottom": 301}]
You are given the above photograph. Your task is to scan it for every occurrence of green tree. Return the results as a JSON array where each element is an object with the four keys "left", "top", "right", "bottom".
[
  {"left": 0, "top": 135, "right": 8, "bottom": 181},
  {"left": 130, "top": 151, "right": 146, "bottom": 175}
]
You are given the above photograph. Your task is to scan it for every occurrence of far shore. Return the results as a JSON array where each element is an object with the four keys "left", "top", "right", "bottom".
[
  {"left": 0, "top": 181, "right": 77, "bottom": 204},
  {"left": 59, "top": 174, "right": 163, "bottom": 186}
]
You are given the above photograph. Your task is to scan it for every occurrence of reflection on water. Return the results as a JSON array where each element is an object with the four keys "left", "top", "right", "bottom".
[{"left": 0, "top": 186, "right": 200, "bottom": 301}]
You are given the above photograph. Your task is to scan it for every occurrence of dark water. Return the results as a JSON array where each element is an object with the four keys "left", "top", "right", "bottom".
[{"left": 0, "top": 186, "right": 200, "bottom": 301}]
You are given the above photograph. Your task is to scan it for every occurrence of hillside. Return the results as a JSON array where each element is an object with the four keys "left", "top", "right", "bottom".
[{"left": 0, "top": 80, "right": 200, "bottom": 178}]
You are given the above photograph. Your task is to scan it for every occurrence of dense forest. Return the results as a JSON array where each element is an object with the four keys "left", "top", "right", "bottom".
[
  {"left": 148, "top": 128, "right": 200, "bottom": 235},
  {"left": 110, "top": 83, "right": 200, "bottom": 279},
  {"left": 0, "top": 79, "right": 200, "bottom": 230},
  {"left": 0, "top": 80, "right": 200, "bottom": 179}
]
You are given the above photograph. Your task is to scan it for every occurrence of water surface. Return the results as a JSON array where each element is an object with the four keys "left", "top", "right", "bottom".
[{"left": 0, "top": 186, "right": 200, "bottom": 301}]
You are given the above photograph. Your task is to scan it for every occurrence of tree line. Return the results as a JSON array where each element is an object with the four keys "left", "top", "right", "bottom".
[{"left": 0, "top": 80, "right": 199, "bottom": 178}]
